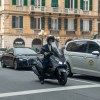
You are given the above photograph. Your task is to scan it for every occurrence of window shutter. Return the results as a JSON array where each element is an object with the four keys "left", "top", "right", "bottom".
[
  {"left": 80, "top": 0, "right": 84, "bottom": 10},
  {"left": 31, "top": 0, "right": 34, "bottom": 5},
  {"left": 99, "top": 1, "right": 100, "bottom": 13},
  {"left": 12, "top": 0, "right": 16, "bottom": 5},
  {"left": 58, "top": 18, "right": 61, "bottom": 30},
  {"left": 0, "top": 0, "right": 1, "bottom": 6},
  {"left": 41, "top": 17, "right": 45, "bottom": 29},
  {"left": 89, "top": 20, "right": 92, "bottom": 31},
  {"left": 48, "top": 18, "right": 51, "bottom": 29},
  {"left": 42, "top": 0, "right": 45, "bottom": 6},
  {"left": 80, "top": 19, "right": 83, "bottom": 31},
  {"left": 52, "top": 0, "right": 58, "bottom": 7},
  {"left": 30, "top": 17, "right": 34, "bottom": 29},
  {"left": 20, "top": 16, "right": 23, "bottom": 28},
  {"left": 74, "top": 19, "right": 77, "bottom": 31},
  {"left": 89, "top": 0, "right": 92, "bottom": 11},
  {"left": 65, "top": 0, "right": 69, "bottom": 8},
  {"left": 24, "top": 0, "right": 27, "bottom": 6},
  {"left": 64, "top": 19, "right": 68, "bottom": 30},
  {"left": 75, "top": 0, "right": 78, "bottom": 9},
  {"left": 12, "top": 16, "right": 16, "bottom": 28}
]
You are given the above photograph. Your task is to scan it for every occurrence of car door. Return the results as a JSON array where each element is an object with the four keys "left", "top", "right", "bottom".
[
  {"left": 2, "top": 50, "right": 9, "bottom": 66},
  {"left": 65, "top": 41, "right": 88, "bottom": 73},
  {"left": 7, "top": 49, "right": 15, "bottom": 66},
  {"left": 85, "top": 41, "right": 100, "bottom": 76}
]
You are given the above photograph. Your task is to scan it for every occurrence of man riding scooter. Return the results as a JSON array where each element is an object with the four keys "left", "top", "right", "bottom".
[{"left": 40, "top": 35, "right": 55, "bottom": 84}]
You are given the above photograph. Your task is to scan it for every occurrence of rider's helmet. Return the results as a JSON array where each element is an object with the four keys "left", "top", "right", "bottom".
[{"left": 47, "top": 35, "right": 55, "bottom": 43}]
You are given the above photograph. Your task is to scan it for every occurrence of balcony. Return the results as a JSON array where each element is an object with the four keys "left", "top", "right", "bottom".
[
  {"left": 82, "top": 31, "right": 90, "bottom": 35},
  {"left": 30, "top": 6, "right": 46, "bottom": 12},
  {"left": 29, "top": 6, "right": 96, "bottom": 16},
  {"left": 12, "top": 6, "right": 28, "bottom": 11},
  {"left": 30, "top": 6, "right": 80, "bottom": 15},
  {"left": 80, "top": 10, "right": 92, "bottom": 16},
  {"left": 64, "top": 8, "right": 80, "bottom": 15}
]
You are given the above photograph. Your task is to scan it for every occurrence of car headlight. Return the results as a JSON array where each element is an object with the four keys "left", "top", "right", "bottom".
[
  {"left": 64, "top": 62, "right": 66, "bottom": 64},
  {"left": 19, "top": 58, "right": 23, "bottom": 61}
]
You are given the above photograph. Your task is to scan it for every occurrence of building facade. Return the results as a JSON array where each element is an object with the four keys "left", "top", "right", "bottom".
[{"left": 0, "top": 0, "right": 99, "bottom": 49}]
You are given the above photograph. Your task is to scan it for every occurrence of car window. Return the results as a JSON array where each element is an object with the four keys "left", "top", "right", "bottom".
[
  {"left": 87, "top": 42, "right": 100, "bottom": 53},
  {"left": 66, "top": 41, "right": 88, "bottom": 53},
  {"left": 15, "top": 48, "right": 37, "bottom": 55}
]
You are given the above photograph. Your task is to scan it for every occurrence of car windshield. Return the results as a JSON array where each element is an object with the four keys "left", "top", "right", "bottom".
[{"left": 15, "top": 48, "right": 37, "bottom": 55}]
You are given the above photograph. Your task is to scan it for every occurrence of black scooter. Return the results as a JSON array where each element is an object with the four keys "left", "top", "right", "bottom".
[{"left": 32, "top": 47, "right": 68, "bottom": 85}]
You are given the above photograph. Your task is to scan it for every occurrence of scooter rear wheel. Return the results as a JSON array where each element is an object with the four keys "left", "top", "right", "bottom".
[{"left": 58, "top": 72, "right": 67, "bottom": 85}]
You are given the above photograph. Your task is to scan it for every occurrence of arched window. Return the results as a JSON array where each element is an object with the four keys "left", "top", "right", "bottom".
[
  {"left": 32, "top": 38, "right": 42, "bottom": 50},
  {"left": 13, "top": 38, "right": 25, "bottom": 47}
]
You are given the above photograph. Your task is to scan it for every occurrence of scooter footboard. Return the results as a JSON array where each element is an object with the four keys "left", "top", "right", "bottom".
[{"left": 32, "top": 66, "right": 40, "bottom": 76}]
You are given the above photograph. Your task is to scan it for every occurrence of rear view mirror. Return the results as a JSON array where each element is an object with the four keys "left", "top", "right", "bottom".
[{"left": 92, "top": 51, "right": 100, "bottom": 56}]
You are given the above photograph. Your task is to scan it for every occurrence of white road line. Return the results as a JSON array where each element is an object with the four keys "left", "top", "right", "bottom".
[
  {"left": 0, "top": 84, "right": 100, "bottom": 98},
  {"left": 68, "top": 78, "right": 97, "bottom": 85}
]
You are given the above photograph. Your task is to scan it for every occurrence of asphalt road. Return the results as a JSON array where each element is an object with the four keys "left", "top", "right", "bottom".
[{"left": 0, "top": 66, "right": 100, "bottom": 100}]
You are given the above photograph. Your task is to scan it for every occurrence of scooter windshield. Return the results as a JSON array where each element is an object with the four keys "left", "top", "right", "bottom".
[{"left": 51, "top": 41, "right": 64, "bottom": 59}]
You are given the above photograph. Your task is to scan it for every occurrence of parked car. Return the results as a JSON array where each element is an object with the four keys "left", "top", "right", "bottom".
[
  {"left": 64, "top": 39, "right": 100, "bottom": 77},
  {"left": 0, "top": 48, "right": 7, "bottom": 61},
  {"left": 1, "top": 47, "right": 42, "bottom": 70}
]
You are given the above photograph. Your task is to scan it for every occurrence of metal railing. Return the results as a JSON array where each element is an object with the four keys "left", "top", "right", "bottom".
[
  {"left": 30, "top": 6, "right": 80, "bottom": 15},
  {"left": 12, "top": 6, "right": 97, "bottom": 16},
  {"left": 30, "top": 6, "right": 98, "bottom": 16}
]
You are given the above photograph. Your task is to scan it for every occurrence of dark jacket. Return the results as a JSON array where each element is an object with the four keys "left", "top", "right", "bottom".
[{"left": 40, "top": 44, "right": 53, "bottom": 62}]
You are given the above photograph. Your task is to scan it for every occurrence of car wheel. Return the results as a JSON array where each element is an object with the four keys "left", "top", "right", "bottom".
[
  {"left": 66, "top": 62, "right": 73, "bottom": 77},
  {"left": 1, "top": 60, "right": 6, "bottom": 68},
  {"left": 14, "top": 60, "right": 19, "bottom": 70}
]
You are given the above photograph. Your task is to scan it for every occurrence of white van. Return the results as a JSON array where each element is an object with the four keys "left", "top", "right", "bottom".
[{"left": 64, "top": 39, "right": 100, "bottom": 77}]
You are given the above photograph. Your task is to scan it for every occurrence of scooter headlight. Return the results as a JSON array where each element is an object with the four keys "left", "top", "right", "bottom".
[
  {"left": 19, "top": 58, "right": 23, "bottom": 61},
  {"left": 64, "top": 62, "right": 66, "bottom": 65},
  {"left": 59, "top": 61, "right": 63, "bottom": 65}
]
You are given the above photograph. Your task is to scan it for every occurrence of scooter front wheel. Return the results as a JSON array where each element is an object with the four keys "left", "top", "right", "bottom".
[{"left": 58, "top": 72, "right": 67, "bottom": 85}]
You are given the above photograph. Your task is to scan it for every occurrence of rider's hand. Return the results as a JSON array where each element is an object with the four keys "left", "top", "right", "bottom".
[{"left": 44, "top": 52, "right": 49, "bottom": 56}]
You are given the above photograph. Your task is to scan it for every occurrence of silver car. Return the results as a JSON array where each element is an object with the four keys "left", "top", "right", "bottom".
[{"left": 64, "top": 39, "right": 100, "bottom": 77}]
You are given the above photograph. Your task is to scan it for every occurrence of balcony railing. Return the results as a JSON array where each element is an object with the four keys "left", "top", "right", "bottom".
[
  {"left": 30, "top": 6, "right": 80, "bottom": 15},
  {"left": 64, "top": 8, "right": 80, "bottom": 15},
  {"left": 82, "top": 31, "right": 90, "bottom": 35},
  {"left": 16, "top": 6, "right": 23, "bottom": 11},
  {"left": 80, "top": 10, "right": 92, "bottom": 16},
  {"left": 12, "top": 6, "right": 28, "bottom": 11}
]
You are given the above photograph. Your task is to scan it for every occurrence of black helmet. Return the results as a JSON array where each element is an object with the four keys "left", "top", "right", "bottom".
[{"left": 47, "top": 35, "right": 55, "bottom": 42}]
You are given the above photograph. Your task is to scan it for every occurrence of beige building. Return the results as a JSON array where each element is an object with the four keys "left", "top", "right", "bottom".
[{"left": 0, "top": 0, "right": 99, "bottom": 49}]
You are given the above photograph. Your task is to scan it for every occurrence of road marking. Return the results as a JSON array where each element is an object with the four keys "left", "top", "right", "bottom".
[
  {"left": 69, "top": 78, "right": 97, "bottom": 85},
  {"left": 0, "top": 84, "right": 100, "bottom": 98}
]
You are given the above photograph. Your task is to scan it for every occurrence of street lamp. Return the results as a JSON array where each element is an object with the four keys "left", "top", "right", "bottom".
[{"left": 38, "top": 30, "right": 47, "bottom": 46}]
